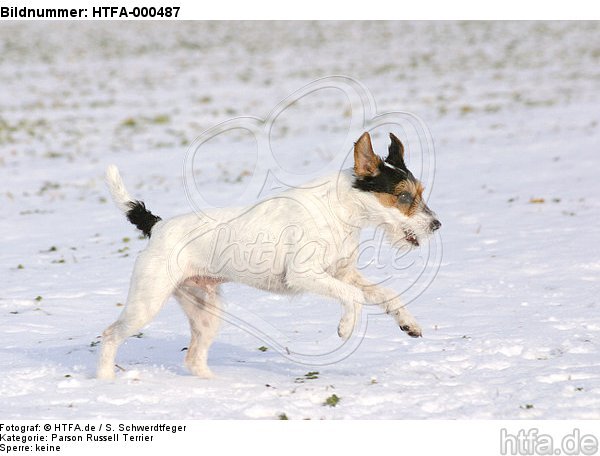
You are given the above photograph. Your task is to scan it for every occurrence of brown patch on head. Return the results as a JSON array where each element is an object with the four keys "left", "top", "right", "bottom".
[
  {"left": 397, "top": 180, "right": 424, "bottom": 217},
  {"left": 373, "top": 179, "right": 424, "bottom": 217},
  {"left": 354, "top": 132, "right": 381, "bottom": 177},
  {"left": 373, "top": 192, "right": 397, "bottom": 208}
]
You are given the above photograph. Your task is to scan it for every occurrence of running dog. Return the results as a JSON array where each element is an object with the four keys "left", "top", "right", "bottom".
[{"left": 97, "top": 132, "right": 441, "bottom": 379}]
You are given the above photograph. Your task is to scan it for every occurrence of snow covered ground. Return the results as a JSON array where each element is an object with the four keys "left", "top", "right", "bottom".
[{"left": 1, "top": 21, "right": 599, "bottom": 419}]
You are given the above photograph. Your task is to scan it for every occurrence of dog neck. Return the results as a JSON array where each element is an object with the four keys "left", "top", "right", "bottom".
[{"left": 320, "top": 168, "right": 382, "bottom": 231}]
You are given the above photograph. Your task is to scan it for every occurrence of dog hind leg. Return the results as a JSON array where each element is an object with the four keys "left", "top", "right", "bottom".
[
  {"left": 173, "top": 281, "right": 221, "bottom": 378},
  {"left": 97, "top": 252, "right": 180, "bottom": 379}
]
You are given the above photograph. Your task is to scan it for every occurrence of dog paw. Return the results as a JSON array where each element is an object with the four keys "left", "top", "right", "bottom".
[
  {"left": 399, "top": 322, "right": 422, "bottom": 338},
  {"left": 389, "top": 309, "right": 422, "bottom": 338},
  {"left": 96, "top": 368, "right": 116, "bottom": 380},
  {"left": 337, "top": 318, "right": 355, "bottom": 340},
  {"left": 188, "top": 365, "right": 215, "bottom": 379}
]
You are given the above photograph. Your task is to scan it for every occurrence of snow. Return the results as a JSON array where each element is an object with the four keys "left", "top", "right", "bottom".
[{"left": 1, "top": 21, "right": 599, "bottom": 419}]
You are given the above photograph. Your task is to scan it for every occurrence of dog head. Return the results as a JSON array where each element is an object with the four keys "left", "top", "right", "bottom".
[{"left": 352, "top": 132, "right": 441, "bottom": 247}]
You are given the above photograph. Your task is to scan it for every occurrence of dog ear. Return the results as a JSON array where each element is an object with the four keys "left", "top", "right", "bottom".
[
  {"left": 386, "top": 133, "right": 407, "bottom": 170},
  {"left": 354, "top": 132, "right": 381, "bottom": 177}
]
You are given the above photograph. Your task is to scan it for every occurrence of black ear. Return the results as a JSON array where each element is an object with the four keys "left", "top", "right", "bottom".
[{"left": 386, "top": 133, "right": 407, "bottom": 169}]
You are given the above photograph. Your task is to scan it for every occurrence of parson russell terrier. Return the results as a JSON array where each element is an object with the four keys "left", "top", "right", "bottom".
[{"left": 97, "top": 132, "right": 441, "bottom": 379}]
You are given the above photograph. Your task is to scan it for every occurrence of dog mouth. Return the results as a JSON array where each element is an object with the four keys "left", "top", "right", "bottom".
[{"left": 404, "top": 231, "right": 419, "bottom": 246}]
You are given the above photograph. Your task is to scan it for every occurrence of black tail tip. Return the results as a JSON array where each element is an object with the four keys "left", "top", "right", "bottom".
[{"left": 126, "top": 201, "right": 162, "bottom": 237}]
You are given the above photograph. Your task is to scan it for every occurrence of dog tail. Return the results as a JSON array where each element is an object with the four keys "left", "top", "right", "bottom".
[{"left": 105, "top": 165, "right": 162, "bottom": 238}]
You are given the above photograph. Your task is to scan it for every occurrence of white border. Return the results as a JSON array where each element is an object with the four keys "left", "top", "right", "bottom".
[
  {"left": 3, "top": 0, "right": 600, "bottom": 20},
  {"left": 2, "top": 420, "right": 599, "bottom": 455}
]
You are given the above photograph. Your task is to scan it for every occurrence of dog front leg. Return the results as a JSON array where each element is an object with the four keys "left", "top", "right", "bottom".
[
  {"left": 342, "top": 270, "right": 422, "bottom": 338},
  {"left": 286, "top": 274, "right": 364, "bottom": 340}
]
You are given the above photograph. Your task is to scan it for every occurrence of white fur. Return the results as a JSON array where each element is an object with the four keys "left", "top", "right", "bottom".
[
  {"left": 105, "top": 164, "right": 134, "bottom": 214},
  {"left": 97, "top": 166, "right": 438, "bottom": 380}
]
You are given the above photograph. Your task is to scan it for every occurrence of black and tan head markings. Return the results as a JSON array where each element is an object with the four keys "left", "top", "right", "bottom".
[
  {"left": 352, "top": 131, "right": 428, "bottom": 217},
  {"left": 393, "top": 179, "right": 425, "bottom": 216},
  {"left": 353, "top": 158, "right": 409, "bottom": 194},
  {"left": 351, "top": 132, "right": 441, "bottom": 248},
  {"left": 354, "top": 165, "right": 424, "bottom": 216},
  {"left": 352, "top": 132, "right": 428, "bottom": 217}
]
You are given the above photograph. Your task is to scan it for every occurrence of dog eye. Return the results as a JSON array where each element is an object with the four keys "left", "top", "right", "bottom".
[{"left": 397, "top": 192, "right": 413, "bottom": 204}]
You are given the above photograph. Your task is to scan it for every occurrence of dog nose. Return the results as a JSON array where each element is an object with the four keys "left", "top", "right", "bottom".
[{"left": 430, "top": 219, "right": 441, "bottom": 231}]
